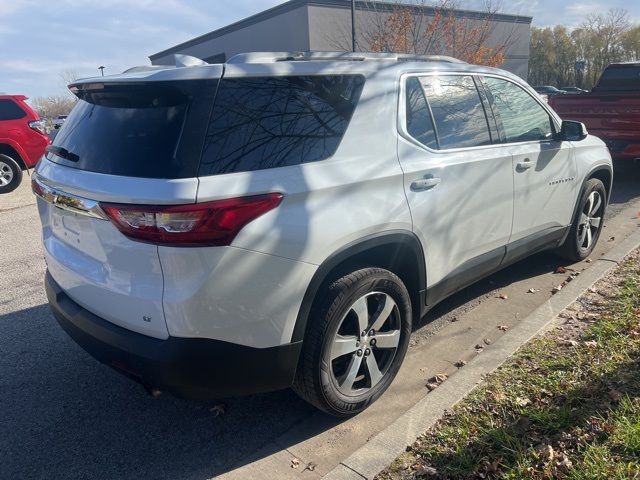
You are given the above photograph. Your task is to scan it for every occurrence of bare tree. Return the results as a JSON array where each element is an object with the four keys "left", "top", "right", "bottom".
[
  {"left": 529, "top": 8, "right": 637, "bottom": 89},
  {"left": 59, "top": 69, "right": 80, "bottom": 97},
  {"left": 31, "top": 95, "right": 76, "bottom": 123},
  {"left": 327, "top": 0, "right": 514, "bottom": 67}
]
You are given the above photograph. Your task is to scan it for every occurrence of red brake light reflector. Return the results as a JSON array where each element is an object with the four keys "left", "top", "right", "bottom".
[{"left": 100, "top": 193, "right": 283, "bottom": 247}]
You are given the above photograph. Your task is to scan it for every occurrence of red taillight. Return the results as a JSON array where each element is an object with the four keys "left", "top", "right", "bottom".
[
  {"left": 31, "top": 176, "right": 45, "bottom": 197},
  {"left": 100, "top": 193, "right": 284, "bottom": 247}
]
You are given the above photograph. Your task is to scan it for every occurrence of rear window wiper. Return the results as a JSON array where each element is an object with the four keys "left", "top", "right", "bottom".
[{"left": 46, "top": 145, "right": 80, "bottom": 163}]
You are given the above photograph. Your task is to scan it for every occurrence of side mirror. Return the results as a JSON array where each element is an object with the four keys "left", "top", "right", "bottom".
[{"left": 558, "top": 120, "right": 587, "bottom": 141}]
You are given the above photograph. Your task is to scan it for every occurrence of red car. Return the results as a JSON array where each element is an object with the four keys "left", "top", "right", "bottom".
[
  {"left": 549, "top": 63, "right": 640, "bottom": 161},
  {"left": 0, "top": 94, "right": 50, "bottom": 193}
]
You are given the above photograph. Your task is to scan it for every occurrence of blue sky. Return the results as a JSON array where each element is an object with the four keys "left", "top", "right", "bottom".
[{"left": 1, "top": 0, "right": 638, "bottom": 99}]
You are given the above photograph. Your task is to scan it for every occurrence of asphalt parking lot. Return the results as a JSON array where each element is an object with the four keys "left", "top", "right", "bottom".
[{"left": 1, "top": 161, "right": 640, "bottom": 479}]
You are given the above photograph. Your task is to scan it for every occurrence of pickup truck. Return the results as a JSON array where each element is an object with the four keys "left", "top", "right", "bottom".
[{"left": 549, "top": 62, "right": 640, "bottom": 161}]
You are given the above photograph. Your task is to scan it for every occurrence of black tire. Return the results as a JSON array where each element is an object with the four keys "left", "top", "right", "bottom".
[
  {"left": 557, "top": 178, "right": 607, "bottom": 262},
  {"left": 0, "top": 154, "right": 23, "bottom": 194},
  {"left": 293, "top": 268, "right": 412, "bottom": 417}
]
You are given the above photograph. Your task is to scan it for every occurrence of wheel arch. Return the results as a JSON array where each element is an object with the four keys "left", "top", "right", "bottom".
[
  {"left": 558, "top": 163, "right": 612, "bottom": 247},
  {"left": 0, "top": 142, "right": 27, "bottom": 170},
  {"left": 291, "top": 230, "right": 426, "bottom": 343},
  {"left": 587, "top": 164, "right": 613, "bottom": 203}
]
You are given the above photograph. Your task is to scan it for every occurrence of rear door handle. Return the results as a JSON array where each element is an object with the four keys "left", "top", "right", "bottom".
[
  {"left": 516, "top": 158, "right": 532, "bottom": 171},
  {"left": 411, "top": 177, "right": 441, "bottom": 191}
]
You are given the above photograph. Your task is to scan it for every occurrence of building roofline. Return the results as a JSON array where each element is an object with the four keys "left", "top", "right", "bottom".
[{"left": 149, "top": 0, "right": 532, "bottom": 61}]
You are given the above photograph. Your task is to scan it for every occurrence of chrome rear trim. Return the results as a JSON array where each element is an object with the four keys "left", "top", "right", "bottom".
[{"left": 32, "top": 174, "right": 107, "bottom": 220}]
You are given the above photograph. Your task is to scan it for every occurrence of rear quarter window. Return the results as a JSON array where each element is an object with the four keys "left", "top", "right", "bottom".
[
  {"left": 198, "top": 75, "right": 365, "bottom": 176},
  {"left": 0, "top": 99, "right": 26, "bottom": 120},
  {"left": 405, "top": 77, "right": 438, "bottom": 149}
]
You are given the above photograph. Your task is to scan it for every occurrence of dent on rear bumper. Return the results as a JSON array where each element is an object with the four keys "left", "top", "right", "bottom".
[
  {"left": 45, "top": 271, "right": 302, "bottom": 399},
  {"left": 158, "top": 245, "right": 318, "bottom": 348}
]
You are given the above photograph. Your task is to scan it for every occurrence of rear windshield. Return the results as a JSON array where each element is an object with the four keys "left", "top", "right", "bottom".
[
  {"left": 198, "top": 75, "right": 365, "bottom": 176},
  {"left": 48, "top": 80, "right": 217, "bottom": 178},
  {"left": 594, "top": 66, "right": 640, "bottom": 92}
]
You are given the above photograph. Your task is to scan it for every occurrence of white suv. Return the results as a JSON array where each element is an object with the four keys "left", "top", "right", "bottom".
[{"left": 33, "top": 52, "right": 612, "bottom": 416}]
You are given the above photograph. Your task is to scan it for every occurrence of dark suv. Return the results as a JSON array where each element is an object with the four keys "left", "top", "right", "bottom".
[{"left": 0, "top": 94, "right": 49, "bottom": 193}]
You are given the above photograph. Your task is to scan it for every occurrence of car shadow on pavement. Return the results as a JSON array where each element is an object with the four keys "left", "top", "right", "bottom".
[
  {"left": 0, "top": 252, "right": 562, "bottom": 480},
  {"left": 610, "top": 159, "right": 640, "bottom": 206},
  {"left": 0, "top": 303, "right": 330, "bottom": 479},
  {"left": 416, "top": 250, "right": 561, "bottom": 331}
]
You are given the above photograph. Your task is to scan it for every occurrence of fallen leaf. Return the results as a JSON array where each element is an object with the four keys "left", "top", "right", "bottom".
[
  {"left": 454, "top": 359, "right": 467, "bottom": 368},
  {"left": 426, "top": 382, "right": 439, "bottom": 391},
  {"left": 552, "top": 285, "right": 563, "bottom": 294},
  {"left": 429, "top": 373, "right": 448, "bottom": 384},
  {"left": 562, "top": 339, "right": 579, "bottom": 347},
  {"left": 484, "top": 338, "right": 492, "bottom": 345},
  {"left": 291, "top": 458, "right": 300, "bottom": 469},
  {"left": 304, "top": 462, "right": 317, "bottom": 472},
  {"left": 608, "top": 236, "right": 615, "bottom": 242},
  {"left": 475, "top": 344, "right": 485, "bottom": 350},
  {"left": 527, "top": 288, "right": 539, "bottom": 294},
  {"left": 586, "top": 258, "right": 593, "bottom": 263},
  {"left": 515, "top": 396, "right": 531, "bottom": 407},
  {"left": 583, "top": 340, "right": 598, "bottom": 348},
  {"left": 537, "top": 444, "right": 555, "bottom": 462},
  {"left": 210, "top": 404, "right": 226, "bottom": 416},
  {"left": 414, "top": 465, "right": 438, "bottom": 476},
  {"left": 555, "top": 266, "right": 567, "bottom": 274},
  {"left": 557, "top": 455, "right": 573, "bottom": 470},
  {"left": 498, "top": 293, "right": 508, "bottom": 300},
  {"left": 498, "top": 325, "right": 509, "bottom": 331}
]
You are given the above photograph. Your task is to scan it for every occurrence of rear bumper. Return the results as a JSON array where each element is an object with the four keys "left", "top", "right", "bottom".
[{"left": 45, "top": 271, "right": 302, "bottom": 399}]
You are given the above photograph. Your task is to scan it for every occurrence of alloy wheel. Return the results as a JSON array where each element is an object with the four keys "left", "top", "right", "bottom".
[
  {"left": 577, "top": 190, "right": 603, "bottom": 250},
  {"left": 329, "top": 292, "right": 401, "bottom": 396},
  {"left": 0, "top": 161, "right": 13, "bottom": 187}
]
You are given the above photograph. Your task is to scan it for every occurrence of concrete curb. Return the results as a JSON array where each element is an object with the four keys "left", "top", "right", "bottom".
[{"left": 323, "top": 226, "right": 640, "bottom": 480}]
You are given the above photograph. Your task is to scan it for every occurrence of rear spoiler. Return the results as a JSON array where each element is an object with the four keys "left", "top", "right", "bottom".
[{"left": 0, "top": 94, "right": 28, "bottom": 101}]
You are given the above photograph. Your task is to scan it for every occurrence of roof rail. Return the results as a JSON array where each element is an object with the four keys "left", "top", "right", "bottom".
[
  {"left": 226, "top": 51, "right": 465, "bottom": 64},
  {"left": 395, "top": 54, "right": 466, "bottom": 64}
]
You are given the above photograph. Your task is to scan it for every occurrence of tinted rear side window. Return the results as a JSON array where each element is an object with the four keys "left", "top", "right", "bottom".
[
  {"left": 0, "top": 99, "right": 26, "bottom": 120},
  {"left": 48, "top": 80, "right": 217, "bottom": 178},
  {"left": 420, "top": 75, "right": 492, "bottom": 149},
  {"left": 595, "top": 66, "right": 640, "bottom": 92},
  {"left": 199, "top": 75, "right": 365, "bottom": 176},
  {"left": 405, "top": 77, "right": 438, "bottom": 149}
]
